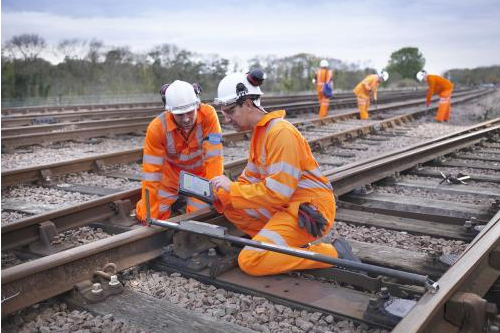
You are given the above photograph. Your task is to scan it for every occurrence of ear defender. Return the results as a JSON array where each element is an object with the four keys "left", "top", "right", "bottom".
[{"left": 247, "top": 69, "right": 265, "bottom": 86}]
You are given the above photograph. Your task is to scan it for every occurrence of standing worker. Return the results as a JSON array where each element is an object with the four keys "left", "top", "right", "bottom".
[
  {"left": 210, "top": 69, "right": 359, "bottom": 277},
  {"left": 416, "top": 70, "right": 454, "bottom": 122},
  {"left": 313, "top": 59, "right": 334, "bottom": 118},
  {"left": 353, "top": 70, "right": 389, "bottom": 120},
  {"left": 135, "top": 80, "right": 224, "bottom": 222}
]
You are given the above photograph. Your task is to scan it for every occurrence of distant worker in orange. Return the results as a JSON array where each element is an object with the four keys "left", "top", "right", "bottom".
[
  {"left": 353, "top": 70, "right": 389, "bottom": 120},
  {"left": 313, "top": 59, "right": 334, "bottom": 118},
  {"left": 210, "top": 69, "right": 359, "bottom": 277},
  {"left": 416, "top": 70, "right": 454, "bottom": 122},
  {"left": 135, "top": 80, "right": 223, "bottom": 222}
]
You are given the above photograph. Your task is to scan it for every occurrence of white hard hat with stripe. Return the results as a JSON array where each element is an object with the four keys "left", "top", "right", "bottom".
[{"left": 164, "top": 80, "right": 200, "bottom": 114}]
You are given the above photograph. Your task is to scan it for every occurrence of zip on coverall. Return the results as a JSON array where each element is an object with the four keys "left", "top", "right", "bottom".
[
  {"left": 353, "top": 74, "right": 379, "bottom": 120},
  {"left": 315, "top": 68, "right": 333, "bottom": 118},
  {"left": 136, "top": 103, "right": 223, "bottom": 221},
  {"left": 425, "top": 75, "right": 454, "bottom": 122},
  {"left": 214, "top": 110, "right": 338, "bottom": 276}
]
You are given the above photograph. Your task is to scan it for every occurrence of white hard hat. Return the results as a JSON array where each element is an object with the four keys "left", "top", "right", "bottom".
[
  {"left": 320, "top": 59, "right": 329, "bottom": 68},
  {"left": 214, "top": 70, "right": 264, "bottom": 106},
  {"left": 416, "top": 70, "right": 427, "bottom": 82},
  {"left": 379, "top": 70, "right": 389, "bottom": 82},
  {"left": 164, "top": 80, "right": 200, "bottom": 114}
]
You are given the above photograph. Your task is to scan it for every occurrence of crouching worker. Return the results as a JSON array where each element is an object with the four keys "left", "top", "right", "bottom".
[
  {"left": 210, "top": 70, "right": 359, "bottom": 276},
  {"left": 135, "top": 80, "right": 223, "bottom": 222}
]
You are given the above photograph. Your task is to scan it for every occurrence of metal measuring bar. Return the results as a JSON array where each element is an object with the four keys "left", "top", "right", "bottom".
[{"left": 145, "top": 190, "right": 439, "bottom": 293}]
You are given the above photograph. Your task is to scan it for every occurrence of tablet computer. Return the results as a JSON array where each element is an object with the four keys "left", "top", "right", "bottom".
[{"left": 178, "top": 170, "right": 214, "bottom": 203}]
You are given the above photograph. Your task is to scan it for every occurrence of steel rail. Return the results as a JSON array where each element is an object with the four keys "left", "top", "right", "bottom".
[
  {"left": 0, "top": 89, "right": 468, "bottom": 137},
  {"left": 1, "top": 122, "right": 497, "bottom": 316},
  {"left": 1, "top": 89, "right": 491, "bottom": 187},
  {"left": 1, "top": 89, "right": 425, "bottom": 116},
  {"left": 0, "top": 90, "right": 425, "bottom": 128},
  {"left": 392, "top": 210, "right": 500, "bottom": 333}
]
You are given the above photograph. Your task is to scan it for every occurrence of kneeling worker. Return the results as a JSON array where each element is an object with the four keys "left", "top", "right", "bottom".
[
  {"left": 210, "top": 69, "right": 359, "bottom": 276},
  {"left": 135, "top": 80, "right": 223, "bottom": 222},
  {"left": 416, "top": 70, "right": 454, "bottom": 122},
  {"left": 353, "top": 70, "right": 389, "bottom": 120}
]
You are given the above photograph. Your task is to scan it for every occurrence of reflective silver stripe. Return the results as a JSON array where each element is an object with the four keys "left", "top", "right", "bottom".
[
  {"left": 179, "top": 149, "right": 203, "bottom": 161},
  {"left": 260, "top": 118, "right": 284, "bottom": 165},
  {"left": 242, "top": 245, "right": 265, "bottom": 252},
  {"left": 244, "top": 209, "right": 261, "bottom": 219},
  {"left": 306, "top": 168, "right": 323, "bottom": 178},
  {"left": 166, "top": 130, "right": 176, "bottom": 155},
  {"left": 187, "top": 198, "right": 210, "bottom": 210},
  {"left": 143, "top": 154, "right": 164, "bottom": 165},
  {"left": 195, "top": 124, "right": 203, "bottom": 143},
  {"left": 204, "top": 149, "right": 222, "bottom": 159},
  {"left": 157, "top": 112, "right": 167, "bottom": 130},
  {"left": 182, "top": 160, "right": 203, "bottom": 170},
  {"left": 257, "top": 208, "right": 272, "bottom": 219},
  {"left": 258, "top": 229, "right": 287, "bottom": 246},
  {"left": 241, "top": 172, "right": 260, "bottom": 184},
  {"left": 267, "top": 162, "right": 301, "bottom": 180},
  {"left": 170, "top": 101, "right": 198, "bottom": 112},
  {"left": 297, "top": 178, "right": 332, "bottom": 191},
  {"left": 159, "top": 204, "right": 171, "bottom": 212},
  {"left": 246, "top": 162, "right": 260, "bottom": 174},
  {"left": 143, "top": 172, "right": 162, "bottom": 181},
  {"left": 158, "top": 189, "right": 177, "bottom": 199},
  {"left": 265, "top": 178, "right": 294, "bottom": 198}
]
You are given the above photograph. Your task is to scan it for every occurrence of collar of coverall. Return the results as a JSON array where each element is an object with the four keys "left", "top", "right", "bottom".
[
  {"left": 166, "top": 105, "right": 203, "bottom": 131},
  {"left": 255, "top": 110, "right": 286, "bottom": 128}
]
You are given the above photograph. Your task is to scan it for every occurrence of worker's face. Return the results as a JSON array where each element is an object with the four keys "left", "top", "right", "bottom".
[
  {"left": 221, "top": 101, "right": 250, "bottom": 132},
  {"left": 173, "top": 109, "right": 197, "bottom": 131}
]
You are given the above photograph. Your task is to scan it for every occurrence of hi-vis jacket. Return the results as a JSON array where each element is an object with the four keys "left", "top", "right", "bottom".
[
  {"left": 315, "top": 68, "right": 333, "bottom": 93},
  {"left": 353, "top": 74, "right": 380, "bottom": 100},
  {"left": 216, "top": 110, "right": 334, "bottom": 218},
  {"left": 139, "top": 103, "right": 223, "bottom": 219},
  {"left": 425, "top": 75, "right": 454, "bottom": 104}
]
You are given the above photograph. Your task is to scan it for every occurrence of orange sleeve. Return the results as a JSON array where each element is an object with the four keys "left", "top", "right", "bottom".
[
  {"left": 139, "top": 119, "right": 165, "bottom": 219},
  {"left": 229, "top": 126, "right": 302, "bottom": 209},
  {"left": 426, "top": 76, "right": 436, "bottom": 104},
  {"left": 201, "top": 105, "right": 224, "bottom": 180}
]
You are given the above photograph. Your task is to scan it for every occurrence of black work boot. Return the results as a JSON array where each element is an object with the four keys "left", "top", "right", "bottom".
[{"left": 332, "top": 236, "right": 361, "bottom": 262}]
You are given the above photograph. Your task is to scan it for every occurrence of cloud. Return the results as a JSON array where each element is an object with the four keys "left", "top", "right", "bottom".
[{"left": 2, "top": 0, "right": 500, "bottom": 73}]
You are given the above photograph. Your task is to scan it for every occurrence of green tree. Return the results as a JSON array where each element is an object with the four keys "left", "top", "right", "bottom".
[{"left": 386, "top": 47, "right": 425, "bottom": 80}]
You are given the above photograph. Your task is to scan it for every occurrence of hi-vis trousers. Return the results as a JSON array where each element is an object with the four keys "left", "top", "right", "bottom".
[
  {"left": 317, "top": 92, "right": 331, "bottom": 118},
  {"left": 435, "top": 90, "right": 453, "bottom": 122},
  {"left": 355, "top": 94, "right": 370, "bottom": 120},
  {"left": 223, "top": 201, "right": 338, "bottom": 276}
]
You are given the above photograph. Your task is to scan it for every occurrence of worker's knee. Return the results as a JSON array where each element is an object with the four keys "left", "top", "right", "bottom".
[{"left": 237, "top": 248, "right": 265, "bottom": 276}]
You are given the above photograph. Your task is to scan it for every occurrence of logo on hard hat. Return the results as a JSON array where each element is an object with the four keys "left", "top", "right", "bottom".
[{"left": 236, "top": 82, "right": 248, "bottom": 97}]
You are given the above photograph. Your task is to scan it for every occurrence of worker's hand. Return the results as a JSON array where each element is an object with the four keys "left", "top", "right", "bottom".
[
  {"left": 298, "top": 203, "right": 328, "bottom": 238},
  {"left": 210, "top": 175, "right": 231, "bottom": 193}
]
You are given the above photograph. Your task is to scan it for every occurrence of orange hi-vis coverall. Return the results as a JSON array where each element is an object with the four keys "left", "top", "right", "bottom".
[
  {"left": 353, "top": 74, "right": 379, "bottom": 120},
  {"left": 315, "top": 68, "right": 333, "bottom": 118},
  {"left": 426, "top": 75, "right": 454, "bottom": 122},
  {"left": 136, "top": 103, "right": 223, "bottom": 221},
  {"left": 214, "top": 110, "right": 337, "bottom": 276}
]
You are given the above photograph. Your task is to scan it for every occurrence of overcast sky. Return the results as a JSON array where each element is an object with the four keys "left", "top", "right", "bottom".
[{"left": 2, "top": 0, "right": 500, "bottom": 74}]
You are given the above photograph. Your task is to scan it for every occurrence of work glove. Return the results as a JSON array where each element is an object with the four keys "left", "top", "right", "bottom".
[
  {"left": 426, "top": 101, "right": 430, "bottom": 107},
  {"left": 298, "top": 203, "right": 328, "bottom": 238}
]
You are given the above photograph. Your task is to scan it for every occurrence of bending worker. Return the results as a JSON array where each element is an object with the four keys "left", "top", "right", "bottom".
[
  {"left": 210, "top": 69, "right": 359, "bottom": 277},
  {"left": 135, "top": 80, "right": 223, "bottom": 221},
  {"left": 313, "top": 59, "right": 333, "bottom": 118},
  {"left": 416, "top": 70, "right": 454, "bottom": 122},
  {"left": 353, "top": 70, "right": 389, "bottom": 120}
]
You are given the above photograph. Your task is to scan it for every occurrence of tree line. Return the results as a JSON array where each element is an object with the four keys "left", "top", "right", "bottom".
[{"left": 2, "top": 34, "right": 498, "bottom": 104}]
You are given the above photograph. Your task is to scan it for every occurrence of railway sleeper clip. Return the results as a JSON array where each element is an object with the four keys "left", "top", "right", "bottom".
[
  {"left": 73, "top": 263, "right": 123, "bottom": 304},
  {"left": 444, "top": 292, "right": 499, "bottom": 333},
  {"left": 363, "top": 287, "right": 418, "bottom": 328}
]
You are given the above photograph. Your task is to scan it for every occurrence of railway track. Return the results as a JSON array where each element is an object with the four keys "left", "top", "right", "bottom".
[
  {"left": 2, "top": 105, "right": 499, "bottom": 333},
  {"left": 1, "top": 88, "right": 491, "bottom": 187},
  {"left": 0, "top": 89, "right": 438, "bottom": 151}
]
